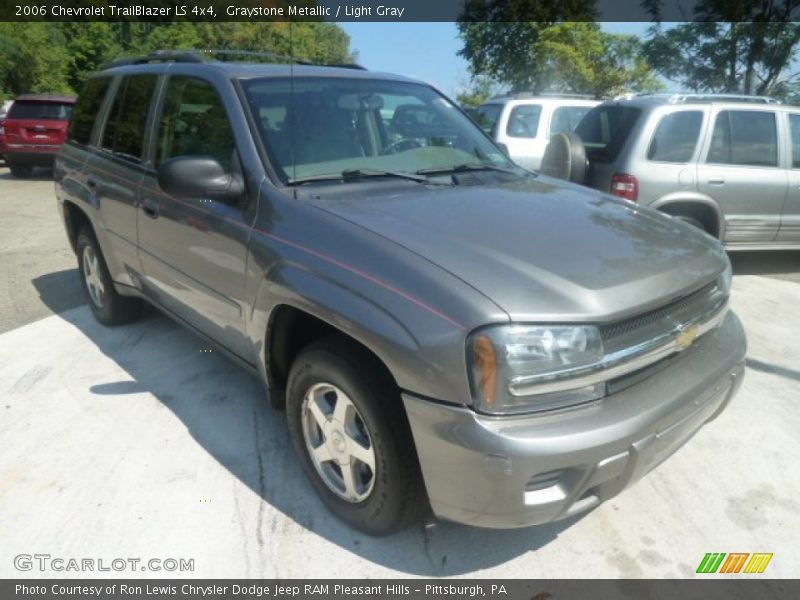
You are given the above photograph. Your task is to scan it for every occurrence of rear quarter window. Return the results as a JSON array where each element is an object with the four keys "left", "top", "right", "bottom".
[
  {"left": 473, "top": 103, "right": 502, "bottom": 136},
  {"left": 574, "top": 105, "right": 641, "bottom": 162},
  {"left": 506, "top": 104, "right": 542, "bottom": 138},
  {"left": 647, "top": 110, "right": 703, "bottom": 163},
  {"left": 549, "top": 106, "right": 592, "bottom": 137},
  {"left": 68, "top": 78, "right": 112, "bottom": 146}
]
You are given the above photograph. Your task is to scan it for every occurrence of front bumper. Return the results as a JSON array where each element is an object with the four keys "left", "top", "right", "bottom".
[{"left": 403, "top": 311, "right": 746, "bottom": 529}]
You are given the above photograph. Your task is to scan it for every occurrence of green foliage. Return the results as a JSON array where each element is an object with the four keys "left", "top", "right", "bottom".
[
  {"left": 0, "top": 23, "right": 72, "bottom": 101},
  {"left": 456, "top": 75, "right": 498, "bottom": 108},
  {"left": 645, "top": 22, "right": 800, "bottom": 97},
  {"left": 0, "top": 22, "right": 351, "bottom": 101},
  {"left": 458, "top": 20, "right": 662, "bottom": 98},
  {"left": 644, "top": 1, "right": 800, "bottom": 97}
]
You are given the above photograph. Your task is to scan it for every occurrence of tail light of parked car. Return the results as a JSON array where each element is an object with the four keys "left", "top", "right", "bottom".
[{"left": 610, "top": 173, "right": 638, "bottom": 202}]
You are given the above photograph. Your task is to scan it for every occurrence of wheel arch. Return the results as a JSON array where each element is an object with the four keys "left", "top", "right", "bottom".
[
  {"left": 62, "top": 199, "right": 93, "bottom": 253},
  {"left": 650, "top": 193, "right": 724, "bottom": 239},
  {"left": 253, "top": 266, "right": 426, "bottom": 408}
]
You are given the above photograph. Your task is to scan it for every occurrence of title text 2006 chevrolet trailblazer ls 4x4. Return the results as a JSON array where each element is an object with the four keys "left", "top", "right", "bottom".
[{"left": 54, "top": 51, "right": 746, "bottom": 535}]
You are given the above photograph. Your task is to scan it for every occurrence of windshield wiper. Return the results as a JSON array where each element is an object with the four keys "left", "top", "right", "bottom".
[
  {"left": 289, "top": 168, "right": 433, "bottom": 186},
  {"left": 415, "top": 163, "right": 524, "bottom": 177}
]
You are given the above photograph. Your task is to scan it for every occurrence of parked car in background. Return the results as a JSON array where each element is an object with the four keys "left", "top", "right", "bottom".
[
  {"left": 56, "top": 52, "right": 745, "bottom": 535},
  {"left": 542, "top": 93, "right": 800, "bottom": 250},
  {"left": 0, "top": 100, "right": 12, "bottom": 165},
  {"left": 473, "top": 93, "right": 599, "bottom": 170},
  {"left": 1, "top": 94, "right": 75, "bottom": 177}
]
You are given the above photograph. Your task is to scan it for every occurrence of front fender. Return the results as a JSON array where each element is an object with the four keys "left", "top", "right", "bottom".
[{"left": 248, "top": 263, "right": 473, "bottom": 405}]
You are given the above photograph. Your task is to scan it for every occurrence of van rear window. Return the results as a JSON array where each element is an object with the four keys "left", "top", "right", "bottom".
[{"left": 574, "top": 105, "right": 641, "bottom": 162}]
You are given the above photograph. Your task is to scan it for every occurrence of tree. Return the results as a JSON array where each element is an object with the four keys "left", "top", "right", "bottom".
[
  {"left": 458, "top": 20, "right": 662, "bottom": 98},
  {"left": 456, "top": 75, "right": 498, "bottom": 107},
  {"left": 0, "top": 23, "right": 351, "bottom": 101},
  {"left": 457, "top": 0, "right": 596, "bottom": 93},
  {"left": 0, "top": 24, "right": 71, "bottom": 100},
  {"left": 644, "top": 1, "right": 800, "bottom": 98}
]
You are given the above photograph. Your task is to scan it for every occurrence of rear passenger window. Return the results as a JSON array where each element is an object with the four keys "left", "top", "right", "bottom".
[
  {"left": 506, "top": 104, "right": 541, "bottom": 138},
  {"left": 68, "top": 78, "right": 111, "bottom": 145},
  {"left": 101, "top": 75, "right": 158, "bottom": 163},
  {"left": 549, "top": 106, "right": 591, "bottom": 137},
  {"left": 789, "top": 114, "right": 800, "bottom": 168},
  {"left": 647, "top": 111, "right": 703, "bottom": 163},
  {"left": 707, "top": 110, "right": 778, "bottom": 167},
  {"left": 156, "top": 76, "right": 236, "bottom": 169}
]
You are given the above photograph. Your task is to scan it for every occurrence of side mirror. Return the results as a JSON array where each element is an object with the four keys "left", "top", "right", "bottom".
[
  {"left": 157, "top": 156, "right": 244, "bottom": 202},
  {"left": 497, "top": 142, "right": 510, "bottom": 157}
]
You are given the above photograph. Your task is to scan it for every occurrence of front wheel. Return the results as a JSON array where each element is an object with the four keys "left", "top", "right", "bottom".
[{"left": 286, "top": 339, "right": 427, "bottom": 535}]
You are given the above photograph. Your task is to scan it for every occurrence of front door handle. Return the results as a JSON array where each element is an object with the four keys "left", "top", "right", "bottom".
[
  {"left": 142, "top": 199, "right": 159, "bottom": 219},
  {"left": 708, "top": 177, "right": 725, "bottom": 185}
]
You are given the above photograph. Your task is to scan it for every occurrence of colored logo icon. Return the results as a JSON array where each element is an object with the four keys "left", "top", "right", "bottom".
[{"left": 696, "top": 552, "right": 773, "bottom": 574}]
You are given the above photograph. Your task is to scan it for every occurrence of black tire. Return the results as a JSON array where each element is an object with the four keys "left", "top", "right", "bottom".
[
  {"left": 673, "top": 214, "right": 707, "bottom": 233},
  {"left": 540, "top": 132, "right": 588, "bottom": 184},
  {"left": 9, "top": 163, "right": 32, "bottom": 178},
  {"left": 76, "top": 227, "right": 142, "bottom": 326},
  {"left": 286, "top": 338, "right": 427, "bottom": 536}
]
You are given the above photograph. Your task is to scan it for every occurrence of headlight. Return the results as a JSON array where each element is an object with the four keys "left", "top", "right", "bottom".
[
  {"left": 468, "top": 325, "right": 605, "bottom": 415},
  {"left": 717, "top": 259, "right": 732, "bottom": 296}
]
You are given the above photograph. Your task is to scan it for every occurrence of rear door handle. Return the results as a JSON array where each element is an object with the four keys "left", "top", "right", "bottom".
[
  {"left": 142, "top": 199, "right": 159, "bottom": 219},
  {"left": 708, "top": 178, "right": 725, "bottom": 185}
]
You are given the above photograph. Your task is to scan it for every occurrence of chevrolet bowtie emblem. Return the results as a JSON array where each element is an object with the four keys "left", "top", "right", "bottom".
[{"left": 675, "top": 323, "right": 700, "bottom": 351}]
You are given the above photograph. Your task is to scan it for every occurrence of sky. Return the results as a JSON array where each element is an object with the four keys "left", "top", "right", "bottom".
[{"left": 340, "top": 22, "right": 653, "bottom": 98}]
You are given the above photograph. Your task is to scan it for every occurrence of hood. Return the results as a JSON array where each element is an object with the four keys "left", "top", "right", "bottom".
[{"left": 306, "top": 176, "right": 727, "bottom": 323}]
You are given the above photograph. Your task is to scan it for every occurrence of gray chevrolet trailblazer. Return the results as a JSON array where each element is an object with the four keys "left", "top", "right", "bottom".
[{"left": 54, "top": 51, "right": 746, "bottom": 535}]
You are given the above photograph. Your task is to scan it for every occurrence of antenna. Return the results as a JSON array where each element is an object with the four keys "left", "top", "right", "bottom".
[{"left": 290, "top": 21, "right": 297, "bottom": 190}]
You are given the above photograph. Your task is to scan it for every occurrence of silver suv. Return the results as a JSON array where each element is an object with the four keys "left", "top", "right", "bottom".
[
  {"left": 543, "top": 93, "right": 800, "bottom": 250},
  {"left": 474, "top": 94, "right": 598, "bottom": 170}
]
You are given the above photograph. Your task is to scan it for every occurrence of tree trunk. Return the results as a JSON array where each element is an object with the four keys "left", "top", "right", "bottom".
[{"left": 727, "top": 24, "right": 738, "bottom": 93}]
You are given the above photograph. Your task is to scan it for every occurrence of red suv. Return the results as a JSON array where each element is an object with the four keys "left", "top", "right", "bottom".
[{"left": 1, "top": 95, "right": 75, "bottom": 177}]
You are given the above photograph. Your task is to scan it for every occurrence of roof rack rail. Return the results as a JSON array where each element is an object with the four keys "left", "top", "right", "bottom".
[
  {"left": 325, "top": 63, "right": 368, "bottom": 70},
  {"left": 102, "top": 50, "right": 205, "bottom": 69},
  {"left": 634, "top": 92, "right": 781, "bottom": 105},
  {"left": 101, "top": 49, "right": 366, "bottom": 71},
  {"left": 490, "top": 91, "right": 595, "bottom": 101}
]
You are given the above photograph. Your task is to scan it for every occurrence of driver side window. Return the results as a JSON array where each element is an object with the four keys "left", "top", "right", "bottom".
[{"left": 157, "top": 76, "right": 237, "bottom": 170}]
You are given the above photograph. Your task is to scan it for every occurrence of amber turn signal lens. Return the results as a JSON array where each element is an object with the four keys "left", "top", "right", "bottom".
[{"left": 473, "top": 334, "right": 498, "bottom": 406}]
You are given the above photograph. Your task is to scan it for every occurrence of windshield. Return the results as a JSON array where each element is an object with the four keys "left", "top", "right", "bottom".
[
  {"left": 8, "top": 101, "right": 73, "bottom": 120},
  {"left": 241, "top": 77, "right": 513, "bottom": 183}
]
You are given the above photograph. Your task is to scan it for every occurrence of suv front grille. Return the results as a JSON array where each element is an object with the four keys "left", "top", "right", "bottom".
[{"left": 600, "top": 281, "right": 726, "bottom": 355}]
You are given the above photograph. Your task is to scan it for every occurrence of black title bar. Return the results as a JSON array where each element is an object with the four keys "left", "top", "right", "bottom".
[{"left": 3, "top": 0, "right": 800, "bottom": 22}]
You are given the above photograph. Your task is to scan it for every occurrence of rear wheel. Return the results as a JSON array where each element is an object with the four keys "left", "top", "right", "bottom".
[
  {"left": 9, "top": 163, "right": 32, "bottom": 178},
  {"left": 673, "top": 214, "right": 706, "bottom": 233},
  {"left": 76, "top": 227, "right": 142, "bottom": 325},
  {"left": 286, "top": 338, "right": 427, "bottom": 535}
]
